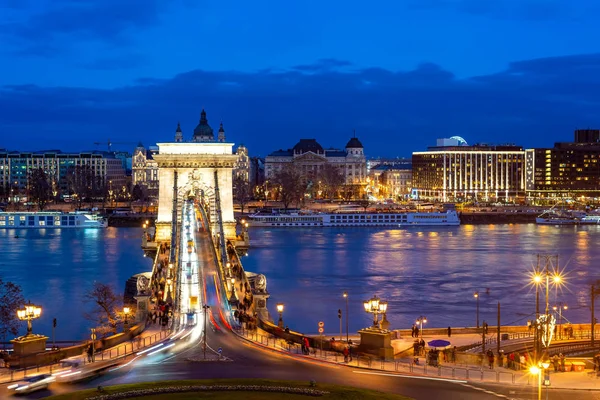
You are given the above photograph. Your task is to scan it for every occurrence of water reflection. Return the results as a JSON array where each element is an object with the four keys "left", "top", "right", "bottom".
[
  {"left": 0, "top": 228, "right": 152, "bottom": 340},
  {"left": 244, "top": 224, "right": 600, "bottom": 335}
]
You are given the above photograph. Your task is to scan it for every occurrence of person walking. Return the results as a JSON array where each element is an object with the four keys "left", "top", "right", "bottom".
[
  {"left": 87, "top": 343, "right": 93, "bottom": 363},
  {"left": 447, "top": 326, "right": 452, "bottom": 337},
  {"left": 343, "top": 346, "right": 349, "bottom": 363}
]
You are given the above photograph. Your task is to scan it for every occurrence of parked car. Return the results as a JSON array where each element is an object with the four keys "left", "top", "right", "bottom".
[{"left": 7, "top": 373, "right": 54, "bottom": 394}]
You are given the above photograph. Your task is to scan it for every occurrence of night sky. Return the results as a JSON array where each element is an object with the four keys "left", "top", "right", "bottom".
[{"left": 1, "top": 0, "right": 599, "bottom": 157}]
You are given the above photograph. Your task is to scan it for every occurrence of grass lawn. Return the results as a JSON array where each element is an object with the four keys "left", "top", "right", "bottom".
[{"left": 46, "top": 379, "right": 413, "bottom": 400}]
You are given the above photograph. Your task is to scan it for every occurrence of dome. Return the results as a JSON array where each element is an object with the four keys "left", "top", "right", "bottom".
[
  {"left": 345, "top": 137, "right": 363, "bottom": 148},
  {"left": 292, "top": 139, "right": 324, "bottom": 154},
  {"left": 193, "top": 109, "right": 214, "bottom": 142}
]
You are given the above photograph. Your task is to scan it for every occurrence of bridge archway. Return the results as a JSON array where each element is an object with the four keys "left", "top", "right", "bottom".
[{"left": 152, "top": 142, "right": 238, "bottom": 242}]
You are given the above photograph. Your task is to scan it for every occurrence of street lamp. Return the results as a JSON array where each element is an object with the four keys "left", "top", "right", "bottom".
[
  {"left": 363, "top": 295, "right": 388, "bottom": 329},
  {"left": 343, "top": 291, "right": 349, "bottom": 342},
  {"left": 530, "top": 361, "right": 550, "bottom": 400},
  {"left": 123, "top": 306, "right": 130, "bottom": 329},
  {"left": 416, "top": 316, "right": 427, "bottom": 341},
  {"left": 276, "top": 303, "right": 284, "bottom": 328},
  {"left": 17, "top": 302, "right": 42, "bottom": 336},
  {"left": 553, "top": 303, "right": 568, "bottom": 340},
  {"left": 474, "top": 291, "right": 480, "bottom": 328}
]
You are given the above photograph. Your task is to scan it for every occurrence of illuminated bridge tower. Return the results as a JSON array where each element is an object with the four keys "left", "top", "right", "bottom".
[{"left": 153, "top": 110, "right": 238, "bottom": 242}]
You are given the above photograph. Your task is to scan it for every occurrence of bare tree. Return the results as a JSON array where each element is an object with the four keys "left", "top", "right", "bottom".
[
  {"left": 233, "top": 175, "right": 251, "bottom": 214},
  {"left": 272, "top": 164, "right": 304, "bottom": 210},
  {"left": 28, "top": 168, "right": 53, "bottom": 211},
  {"left": 66, "top": 166, "right": 101, "bottom": 209},
  {"left": 0, "top": 277, "right": 25, "bottom": 340},
  {"left": 84, "top": 282, "right": 121, "bottom": 337},
  {"left": 318, "top": 164, "right": 345, "bottom": 200}
]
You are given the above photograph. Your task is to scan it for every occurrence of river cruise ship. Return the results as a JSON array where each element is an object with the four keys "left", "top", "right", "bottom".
[
  {"left": 0, "top": 211, "right": 107, "bottom": 229},
  {"left": 247, "top": 210, "right": 460, "bottom": 227}
]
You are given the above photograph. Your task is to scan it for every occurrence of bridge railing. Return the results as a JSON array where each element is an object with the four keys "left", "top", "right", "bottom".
[
  {"left": 234, "top": 327, "right": 522, "bottom": 385},
  {"left": 0, "top": 329, "right": 171, "bottom": 384}
]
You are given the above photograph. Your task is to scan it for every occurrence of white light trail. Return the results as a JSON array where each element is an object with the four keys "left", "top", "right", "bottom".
[
  {"left": 137, "top": 343, "right": 163, "bottom": 355},
  {"left": 146, "top": 342, "right": 176, "bottom": 356}
]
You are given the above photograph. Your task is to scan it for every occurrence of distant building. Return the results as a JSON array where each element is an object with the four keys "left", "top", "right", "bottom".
[
  {"left": 0, "top": 149, "right": 126, "bottom": 199},
  {"left": 371, "top": 164, "right": 413, "bottom": 200},
  {"left": 412, "top": 138, "right": 525, "bottom": 202},
  {"left": 233, "top": 145, "right": 250, "bottom": 183},
  {"left": 525, "top": 129, "right": 600, "bottom": 199},
  {"left": 132, "top": 143, "right": 159, "bottom": 192},
  {"left": 249, "top": 157, "right": 265, "bottom": 189},
  {"left": 265, "top": 136, "right": 367, "bottom": 197}
]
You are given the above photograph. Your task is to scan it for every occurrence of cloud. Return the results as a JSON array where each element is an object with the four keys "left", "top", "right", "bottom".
[
  {"left": 0, "top": 0, "right": 183, "bottom": 57},
  {"left": 0, "top": 54, "right": 599, "bottom": 157},
  {"left": 408, "top": 0, "right": 595, "bottom": 21}
]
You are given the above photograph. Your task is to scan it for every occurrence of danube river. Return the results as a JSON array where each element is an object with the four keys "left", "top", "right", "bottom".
[
  {"left": 1, "top": 224, "right": 600, "bottom": 340},
  {"left": 0, "top": 228, "right": 152, "bottom": 341},
  {"left": 242, "top": 224, "right": 600, "bottom": 336}
]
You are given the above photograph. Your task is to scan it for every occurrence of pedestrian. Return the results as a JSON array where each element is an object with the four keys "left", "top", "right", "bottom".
[
  {"left": 343, "top": 346, "right": 349, "bottom": 363},
  {"left": 560, "top": 353, "right": 565, "bottom": 372},
  {"left": 303, "top": 337, "right": 310, "bottom": 355},
  {"left": 447, "top": 326, "right": 452, "bottom": 337},
  {"left": 487, "top": 350, "right": 494, "bottom": 369},
  {"left": 451, "top": 346, "right": 457, "bottom": 363},
  {"left": 87, "top": 343, "right": 93, "bottom": 362},
  {"left": 411, "top": 324, "right": 416, "bottom": 338}
]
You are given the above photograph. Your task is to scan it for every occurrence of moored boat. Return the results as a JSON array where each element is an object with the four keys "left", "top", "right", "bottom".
[
  {"left": 247, "top": 210, "right": 460, "bottom": 227},
  {"left": 0, "top": 210, "right": 107, "bottom": 229}
]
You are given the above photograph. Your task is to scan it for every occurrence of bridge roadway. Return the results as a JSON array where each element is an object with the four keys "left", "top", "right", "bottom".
[{"left": 4, "top": 204, "right": 597, "bottom": 399}]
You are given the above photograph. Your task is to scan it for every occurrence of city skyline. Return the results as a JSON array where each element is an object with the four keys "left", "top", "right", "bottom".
[{"left": 1, "top": 1, "right": 599, "bottom": 157}]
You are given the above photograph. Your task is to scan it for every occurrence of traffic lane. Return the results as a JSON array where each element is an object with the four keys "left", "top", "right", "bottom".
[{"left": 86, "top": 354, "right": 500, "bottom": 400}]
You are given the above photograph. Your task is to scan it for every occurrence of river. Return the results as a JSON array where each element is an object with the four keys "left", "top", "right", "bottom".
[{"left": 1, "top": 224, "right": 599, "bottom": 341}]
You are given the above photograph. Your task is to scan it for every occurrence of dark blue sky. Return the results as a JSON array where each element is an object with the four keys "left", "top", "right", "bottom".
[{"left": 1, "top": 0, "right": 599, "bottom": 157}]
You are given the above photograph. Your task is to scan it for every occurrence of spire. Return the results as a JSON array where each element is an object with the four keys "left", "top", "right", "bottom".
[
  {"left": 218, "top": 121, "right": 225, "bottom": 142},
  {"left": 200, "top": 109, "right": 207, "bottom": 123},
  {"left": 175, "top": 121, "right": 183, "bottom": 142},
  {"left": 353, "top": 129, "right": 356, "bottom": 138}
]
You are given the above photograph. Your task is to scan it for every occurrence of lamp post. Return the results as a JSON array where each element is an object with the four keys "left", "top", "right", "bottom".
[
  {"left": 532, "top": 255, "right": 562, "bottom": 362},
  {"left": 16, "top": 302, "right": 42, "bottom": 336},
  {"left": 474, "top": 291, "right": 480, "bottom": 328},
  {"left": 276, "top": 303, "right": 284, "bottom": 328},
  {"left": 416, "top": 316, "right": 427, "bottom": 341},
  {"left": 530, "top": 361, "right": 550, "bottom": 400},
  {"left": 343, "top": 291, "right": 349, "bottom": 342},
  {"left": 553, "top": 303, "right": 567, "bottom": 340},
  {"left": 363, "top": 295, "right": 388, "bottom": 329},
  {"left": 202, "top": 304, "right": 210, "bottom": 359},
  {"left": 123, "top": 306, "right": 130, "bottom": 330}
]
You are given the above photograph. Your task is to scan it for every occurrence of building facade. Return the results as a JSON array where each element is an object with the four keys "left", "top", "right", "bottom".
[
  {"left": 233, "top": 145, "right": 250, "bottom": 183},
  {"left": 412, "top": 138, "right": 525, "bottom": 202},
  {"left": 0, "top": 149, "right": 126, "bottom": 200},
  {"left": 525, "top": 129, "right": 600, "bottom": 199},
  {"left": 265, "top": 137, "right": 367, "bottom": 196},
  {"left": 132, "top": 143, "right": 159, "bottom": 191}
]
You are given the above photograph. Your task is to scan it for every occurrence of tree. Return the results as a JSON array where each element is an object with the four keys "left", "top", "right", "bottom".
[
  {"left": 272, "top": 164, "right": 304, "bottom": 210},
  {"left": 28, "top": 168, "right": 53, "bottom": 211},
  {"left": 83, "top": 282, "right": 121, "bottom": 337},
  {"left": 0, "top": 277, "right": 25, "bottom": 340},
  {"left": 132, "top": 184, "right": 144, "bottom": 202},
  {"left": 318, "top": 164, "right": 345, "bottom": 200},
  {"left": 66, "top": 165, "right": 100, "bottom": 208},
  {"left": 233, "top": 175, "right": 251, "bottom": 214}
]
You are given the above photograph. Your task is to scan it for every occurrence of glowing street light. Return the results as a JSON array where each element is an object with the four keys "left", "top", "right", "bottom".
[
  {"left": 553, "top": 303, "right": 568, "bottom": 340},
  {"left": 276, "top": 303, "right": 284, "bottom": 328},
  {"left": 123, "top": 306, "right": 131, "bottom": 328},
  {"left": 530, "top": 361, "right": 550, "bottom": 400},
  {"left": 363, "top": 295, "right": 388, "bottom": 329},
  {"left": 416, "top": 316, "right": 427, "bottom": 341},
  {"left": 17, "top": 302, "right": 42, "bottom": 336},
  {"left": 474, "top": 291, "right": 480, "bottom": 328}
]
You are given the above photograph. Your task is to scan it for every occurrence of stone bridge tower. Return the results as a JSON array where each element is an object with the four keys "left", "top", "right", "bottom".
[{"left": 153, "top": 111, "right": 238, "bottom": 241}]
